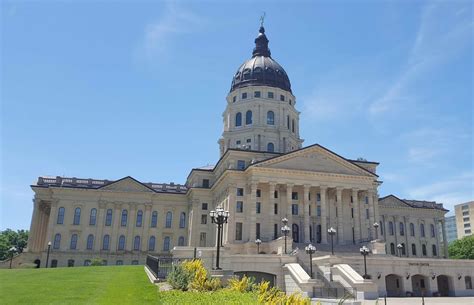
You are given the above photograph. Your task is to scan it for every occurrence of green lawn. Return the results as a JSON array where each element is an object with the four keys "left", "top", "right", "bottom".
[{"left": 0, "top": 266, "right": 258, "bottom": 305}]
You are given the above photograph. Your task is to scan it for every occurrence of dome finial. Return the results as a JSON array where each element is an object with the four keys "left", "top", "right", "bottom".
[
  {"left": 252, "top": 14, "right": 271, "bottom": 58},
  {"left": 260, "top": 12, "right": 266, "bottom": 28}
]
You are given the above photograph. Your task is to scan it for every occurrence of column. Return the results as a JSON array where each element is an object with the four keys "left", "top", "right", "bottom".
[
  {"left": 320, "top": 186, "right": 328, "bottom": 244},
  {"left": 286, "top": 183, "right": 294, "bottom": 225},
  {"left": 373, "top": 191, "right": 380, "bottom": 226},
  {"left": 352, "top": 189, "right": 361, "bottom": 243},
  {"left": 226, "top": 186, "right": 236, "bottom": 244},
  {"left": 142, "top": 204, "right": 152, "bottom": 251},
  {"left": 404, "top": 216, "right": 409, "bottom": 257},
  {"left": 110, "top": 204, "right": 122, "bottom": 252},
  {"left": 44, "top": 202, "right": 57, "bottom": 250},
  {"left": 27, "top": 199, "right": 41, "bottom": 251},
  {"left": 336, "top": 187, "right": 344, "bottom": 244},
  {"left": 441, "top": 219, "right": 448, "bottom": 258},
  {"left": 268, "top": 182, "right": 276, "bottom": 240},
  {"left": 127, "top": 205, "right": 136, "bottom": 251},
  {"left": 303, "top": 185, "right": 311, "bottom": 243},
  {"left": 368, "top": 190, "right": 376, "bottom": 239},
  {"left": 248, "top": 182, "right": 257, "bottom": 241},
  {"left": 95, "top": 202, "right": 106, "bottom": 251}
]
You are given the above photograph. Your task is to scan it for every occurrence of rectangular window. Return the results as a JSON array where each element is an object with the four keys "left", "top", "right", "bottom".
[
  {"left": 202, "top": 179, "right": 210, "bottom": 188},
  {"left": 256, "top": 189, "right": 261, "bottom": 197},
  {"left": 202, "top": 203, "right": 208, "bottom": 210},
  {"left": 268, "top": 92, "right": 274, "bottom": 99},
  {"left": 462, "top": 205, "right": 469, "bottom": 210},
  {"left": 201, "top": 214, "right": 207, "bottom": 224},
  {"left": 237, "top": 188, "right": 244, "bottom": 196},
  {"left": 317, "top": 206, "right": 321, "bottom": 216},
  {"left": 274, "top": 203, "right": 278, "bottom": 215},
  {"left": 236, "top": 222, "right": 243, "bottom": 240},
  {"left": 274, "top": 191, "right": 278, "bottom": 198},
  {"left": 366, "top": 209, "right": 369, "bottom": 219},
  {"left": 246, "top": 138, "right": 251, "bottom": 143},
  {"left": 336, "top": 207, "right": 338, "bottom": 217},
  {"left": 256, "top": 223, "right": 261, "bottom": 239},
  {"left": 236, "top": 140, "right": 241, "bottom": 145},
  {"left": 317, "top": 193, "right": 321, "bottom": 201},
  {"left": 256, "top": 202, "right": 261, "bottom": 214},
  {"left": 274, "top": 224, "right": 278, "bottom": 239},
  {"left": 292, "top": 192, "right": 298, "bottom": 200},
  {"left": 242, "top": 92, "right": 247, "bottom": 99},
  {"left": 280, "top": 94, "right": 285, "bottom": 101},
  {"left": 237, "top": 160, "right": 246, "bottom": 170},
  {"left": 254, "top": 91, "right": 261, "bottom": 98},
  {"left": 199, "top": 232, "right": 206, "bottom": 247},
  {"left": 292, "top": 204, "right": 299, "bottom": 215},
  {"left": 232, "top": 96, "right": 236, "bottom": 103},
  {"left": 309, "top": 206, "right": 311, "bottom": 216},
  {"left": 465, "top": 229, "right": 472, "bottom": 234},
  {"left": 464, "top": 223, "right": 471, "bottom": 228},
  {"left": 463, "top": 211, "right": 469, "bottom": 216},
  {"left": 350, "top": 196, "right": 353, "bottom": 203},
  {"left": 365, "top": 197, "right": 369, "bottom": 204},
  {"left": 236, "top": 201, "right": 243, "bottom": 213},
  {"left": 351, "top": 208, "right": 354, "bottom": 218},
  {"left": 287, "top": 115, "right": 290, "bottom": 129},
  {"left": 464, "top": 217, "right": 470, "bottom": 222}
]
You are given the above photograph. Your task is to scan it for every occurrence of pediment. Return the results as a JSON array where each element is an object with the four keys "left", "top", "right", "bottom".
[
  {"left": 254, "top": 145, "right": 374, "bottom": 177},
  {"left": 378, "top": 195, "right": 411, "bottom": 208},
  {"left": 100, "top": 177, "right": 154, "bottom": 193}
]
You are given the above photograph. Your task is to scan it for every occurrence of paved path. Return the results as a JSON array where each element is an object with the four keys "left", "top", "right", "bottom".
[{"left": 362, "top": 297, "right": 474, "bottom": 305}]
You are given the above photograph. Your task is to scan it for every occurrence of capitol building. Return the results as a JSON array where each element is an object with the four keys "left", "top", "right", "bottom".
[{"left": 16, "top": 24, "right": 474, "bottom": 300}]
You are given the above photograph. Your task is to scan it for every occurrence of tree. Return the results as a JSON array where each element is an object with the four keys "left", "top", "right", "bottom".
[
  {"left": 448, "top": 235, "right": 474, "bottom": 259},
  {"left": 0, "top": 229, "right": 29, "bottom": 261}
]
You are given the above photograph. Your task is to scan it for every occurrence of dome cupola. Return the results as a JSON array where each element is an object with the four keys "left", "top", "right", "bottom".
[{"left": 230, "top": 26, "right": 292, "bottom": 93}]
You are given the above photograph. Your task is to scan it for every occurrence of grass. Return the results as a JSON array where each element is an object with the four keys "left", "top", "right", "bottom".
[{"left": 0, "top": 266, "right": 258, "bottom": 305}]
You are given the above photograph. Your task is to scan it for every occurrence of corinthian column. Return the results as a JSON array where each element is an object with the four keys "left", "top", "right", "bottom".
[
  {"left": 336, "top": 187, "right": 344, "bottom": 244},
  {"left": 368, "top": 190, "right": 375, "bottom": 239},
  {"left": 248, "top": 182, "right": 257, "bottom": 241},
  {"left": 286, "top": 183, "right": 294, "bottom": 226},
  {"left": 268, "top": 182, "right": 276, "bottom": 240},
  {"left": 303, "top": 185, "right": 311, "bottom": 243},
  {"left": 352, "top": 189, "right": 361, "bottom": 243},
  {"left": 27, "top": 199, "right": 41, "bottom": 252},
  {"left": 320, "top": 186, "right": 328, "bottom": 244}
]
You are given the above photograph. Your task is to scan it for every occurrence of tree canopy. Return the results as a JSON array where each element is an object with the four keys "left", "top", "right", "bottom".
[
  {"left": 448, "top": 235, "right": 474, "bottom": 259},
  {"left": 0, "top": 229, "right": 29, "bottom": 261}
]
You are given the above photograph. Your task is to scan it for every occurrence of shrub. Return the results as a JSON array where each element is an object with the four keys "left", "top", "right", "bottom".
[
  {"left": 169, "top": 259, "right": 221, "bottom": 292},
  {"left": 256, "top": 279, "right": 310, "bottom": 305},
  {"left": 90, "top": 258, "right": 103, "bottom": 266},
  {"left": 228, "top": 275, "right": 255, "bottom": 293},
  {"left": 167, "top": 264, "right": 192, "bottom": 291}
]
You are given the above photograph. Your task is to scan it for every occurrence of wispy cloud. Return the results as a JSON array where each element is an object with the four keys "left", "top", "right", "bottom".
[
  {"left": 134, "top": 1, "right": 204, "bottom": 62},
  {"left": 369, "top": 2, "right": 472, "bottom": 116}
]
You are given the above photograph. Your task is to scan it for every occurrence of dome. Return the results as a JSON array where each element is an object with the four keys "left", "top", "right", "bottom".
[{"left": 230, "top": 26, "right": 292, "bottom": 93}]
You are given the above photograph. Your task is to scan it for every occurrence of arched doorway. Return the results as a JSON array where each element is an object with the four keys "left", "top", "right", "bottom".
[
  {"left": 411, "top": 274, "right": 430, "bottom": 296},
  {"left": 292, "top": 224, "right": 299, "bottom": 243},
  {"left": 234, "top": 271, "right": 276, "bottom": 287},
  {"left": 33, "top": 259, "right": 40, "bottom": 268},
  {"left": 437, "top": 275, "right": 452, "bottom": 296},
  {"left": 385, "top": 274, "right": 404, "bottom": 296}
]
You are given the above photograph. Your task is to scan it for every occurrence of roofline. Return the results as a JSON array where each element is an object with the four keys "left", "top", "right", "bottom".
[
  {"left": 379, "top": 194, "right": 449, "bottom": 212},
  {"left": 347, "top": 159, "right": 380, "bottom": 165}
]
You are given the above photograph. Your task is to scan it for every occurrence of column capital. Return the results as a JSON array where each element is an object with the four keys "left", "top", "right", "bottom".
[
  {"left": 268, "top": 181, "right": 277, "bottom": 187},
  {"left": 320, "top": 185, "right": 328, "bottom": 191},
  {"left": 286, "top": 183, "right": 294, "bottom": 188},
  {"left": 351, "top": 188, "right": 359, "bottom": 193},
  {"left": 303, "top": 184, "right": 311, "bottom": 192}
]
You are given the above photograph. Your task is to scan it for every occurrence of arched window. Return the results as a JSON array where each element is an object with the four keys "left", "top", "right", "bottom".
[
  {"left": 118, "top": 235, "right": 126, "bottom": 250},
  {"left": 136, "top": 210, "right": 143, "bottom": 227},
  {"left": 53, "top": 233, "right": 61, "bottom": 249},
  {"left": 70, "top": 234, "right": 78, "bottom": 250},
  {"left": 121, "top": 210, "right": 128, "bottom": 227},
  {"left": 245, "top": 110, "right": 252, "bottom": 125},
  {"left": 287, "top": 115, "right": 290, "bottom": 129},
  {"left": 57, "top": 207, "right": 65, "bottom": 224},
  {"left": 432, "top": 244, "right": 437, "bottom": 256},
  {"left": 430, "top": 224, "right": 435, "bottom": 237},
  {"left": 148, "top": 236, "right": 155, "bottom": 251},
  {"left": 412, "top": 243, "right": 417, "bottom": 256},
  {"left": 151, "top": 211, "right": 158, "bottom": 227},
  {"left": 89, "top": 208, "right": 97, "bottom": 225},
  {"left": 379, "top": 221, "right": 384, "bottom": 235},
  {"left": 267, "top": 142, "right": 274, "bottom": 152},
  {"left": 102, "top": 235, "right": 110, "bottom": 250},
  {"left": 292, "top": 119, "right": 295, "bottom": 133},
  {"left": 163, "top": 236, "right": 171, "bottom": 251},
  {"left": 267, "top": 111, "right": 275, "bottom": 125},
  {"left": 420, "top": 224, "right": 425, "bottom": 237},
  {"left": 105, "top": 209, "right": 113, "bottom": 226},
  {"left": 73, "top": 207, "right": 81, "bottom": 225},
  {"left": 179, "top": 212, "right": 186, "bottom": 228},
  {"left": 133, "top": 236, "right": 140, "bottom": 251},
  {"left": 410, "top": 223, "right": 415, "bottom": 236},
  {"left": 399, "top": 222, "right": 405, "bottom": 236},
  {"left": 86, "top": 234, "right": 94, "bottom": 250},
  {"left": 389, "top": 221, "right": 394, "bottom": 235},
  {"left": 235, "top": 112, "right": 242, "bottom": 127},
  {"left": 165, "top": 212, "right": 172, "bottom": 228},
  {"left": 401, "top": 243, "right": 406, "bottom": 255},
  {"left": 422, "top": 244, "right": 427, "bottom": 256},
  {"left": 178, "top": 236, "right": 185, "bottom": 246},
  {"left": 390, "top": 243, "right": 395, "bottom": 255}
]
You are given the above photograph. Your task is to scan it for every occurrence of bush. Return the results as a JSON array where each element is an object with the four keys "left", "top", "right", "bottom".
[
  {"left": 90, "top": 258, "right": 103, "bottom": 266},
  {"left": 228, "top": 275, "right": 256, "bottom": 293},
  {"left": 168, "top": 259, "right": 221, "bottom": 292},
  {"left": 167, "top": 264, "right": 193, "bottom": 291},
  {"left": 255, "top": 280, "right": 310, "bottom": 305}
]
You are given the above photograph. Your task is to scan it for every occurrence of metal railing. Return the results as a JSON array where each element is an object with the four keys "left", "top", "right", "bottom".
[
  {"left": 145, "top": 255, "right": 192, "bottom": 279},
  {"left": 313, "top": 287, "right": 357, "bottom": 299}
]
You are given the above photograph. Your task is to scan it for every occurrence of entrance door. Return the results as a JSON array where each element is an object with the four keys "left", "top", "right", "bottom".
[
  {"left": 437, "top": 275, "right": 450, "bottom": 296},
  {"left": 292, "top": 224, "right": 299, "bottom": 243}
]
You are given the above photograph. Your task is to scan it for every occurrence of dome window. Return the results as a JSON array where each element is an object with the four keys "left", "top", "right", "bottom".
[
  {"left": 233, "top": 96, "right": 237, "bottom": 103},
  {"left": 280, "top": 95, "right": 285, "bottom": 101},
  {"left": 268, "top": 92, "right": 274, "bottom": 99},
  {"left": 245, "top": 110, "right": 253, "bottom": 125},
  {"left": 267, "top": 111, "right": 275, "bottom": 125},
  {"left": 235, "top": 112, "right": 242, "bottom": 127},
  {"left": 267, "top": 143, "right": 275, "bottom": 152},
  {"left": 243, "top": 69, "right": 251, "bottom": 80},
  {"left": 254, "top": 91, "right": 261, "bottom": 98},
  {"left": 253, "top": 67, "right": 263, "bottom": 79}
]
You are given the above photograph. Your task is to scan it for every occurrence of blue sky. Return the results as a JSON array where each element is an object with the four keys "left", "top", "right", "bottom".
[{"left": 1, "top": 1, "right": 472, "bottom": 230}]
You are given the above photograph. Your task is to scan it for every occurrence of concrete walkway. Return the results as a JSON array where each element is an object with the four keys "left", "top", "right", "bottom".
[{"left": 362, "top": 297, "right": 474, "bottom": 305}]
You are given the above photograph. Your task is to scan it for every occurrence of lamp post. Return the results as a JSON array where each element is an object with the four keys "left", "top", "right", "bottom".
[
  {"left": 255, "top": 239, "right": 262, "bottom": 254},
  {"left": 327, "top": 227, "right": 336, "bottom": 255},
  {"left": 305, "top": 244, "right": 316, "bottom": 278},
  {"left": 397, "top": 243, "right": 403, "bottom": 258},
  {"left": 9, "top": 247, "right": 17, "bottom": 269},
  {"left": 360, "top": 245, "right": 369, "bottom": 279},
  {"left": 373, "top": 222, "right": 380, "bottom": 240},
  {"left": 209, "top": 207, "right": 229, "bottom": 270},
  {"left": 45, "top": 241, "right": 52, "bottom": 268},
  {"left": 281, "top": 218, "right": 290, "bottom": 254}
]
